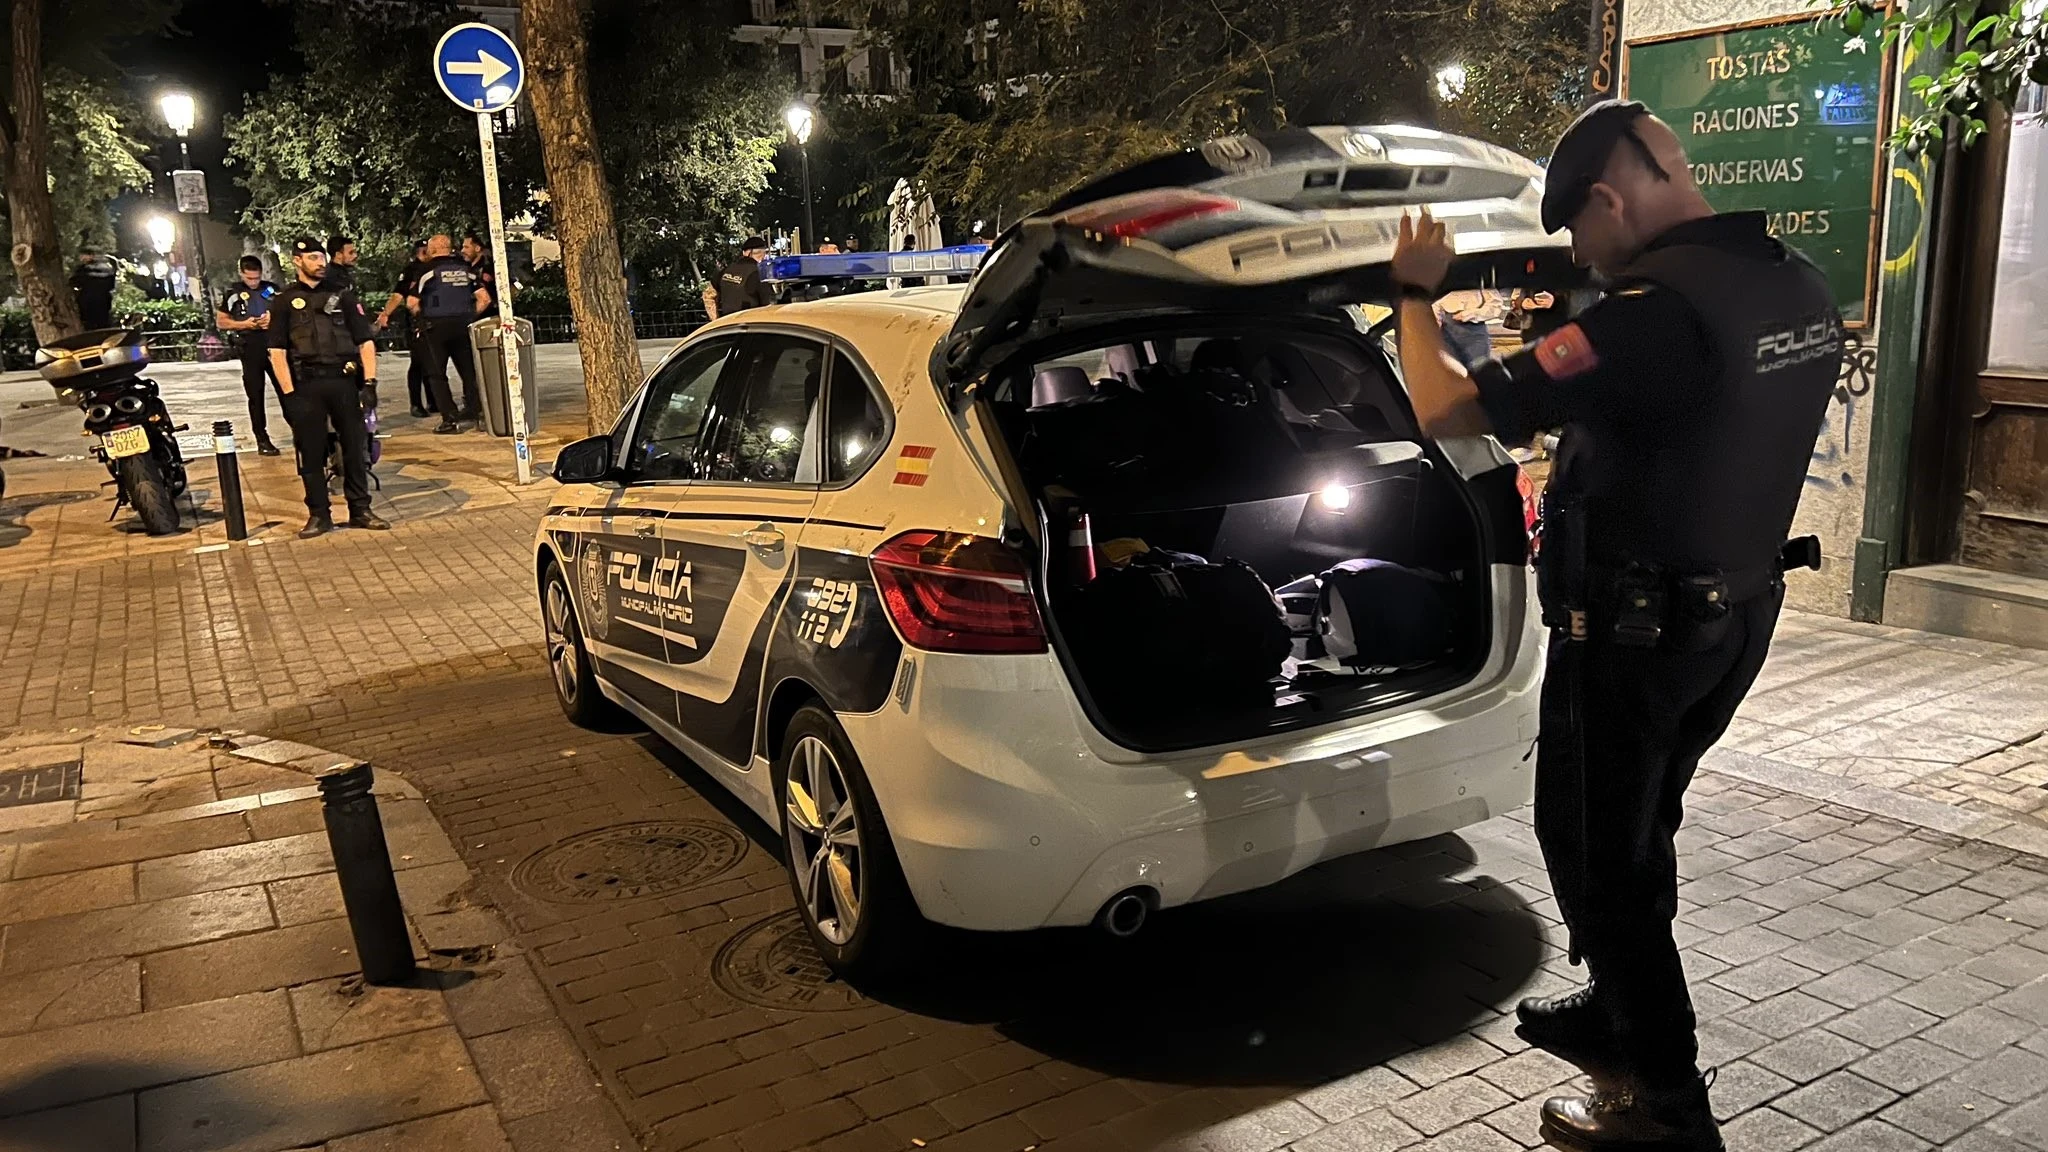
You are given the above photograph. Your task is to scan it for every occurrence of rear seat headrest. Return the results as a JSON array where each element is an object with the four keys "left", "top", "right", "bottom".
[{"left": 1031, "top": 365, "right": 1094, "bottom": 410}]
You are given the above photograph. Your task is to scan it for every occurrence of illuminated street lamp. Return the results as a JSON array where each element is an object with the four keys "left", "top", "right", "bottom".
[
  {"left": 784, "top": 101, "right": 817, "bottom": 250},
  {"left": 1434, "top": 63, "right": 1467, "bottom": 102},
  {"left": 158, "top": 90, "right": 214, "bottom": 327},
  {"left": 146, "top": 215, "right": 176, "bottom": 256}
]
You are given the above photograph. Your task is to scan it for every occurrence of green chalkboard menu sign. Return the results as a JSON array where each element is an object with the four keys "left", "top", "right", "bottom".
[{"left": 1624, "top": 14, "right": 1889, "bottom": 325}]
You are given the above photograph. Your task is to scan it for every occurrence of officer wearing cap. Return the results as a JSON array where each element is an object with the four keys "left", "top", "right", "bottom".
[
  {"left": 716, "top": 237, "right": 775, "bottom": 314},
  {"left": 406, "top": 233, "right": 490, "bottom": 433},
  {"left": 376, "top": 239, "right": 434, "bottom": 418},
  {"left": 215, "top": 255, "right": 284, "bottom": 457},
  {"left": 268, "top": 237, "right": 390, "bottom": 539},
  {"left": 1388, "top": 101, "right": 1839, "bottom": 1150}
]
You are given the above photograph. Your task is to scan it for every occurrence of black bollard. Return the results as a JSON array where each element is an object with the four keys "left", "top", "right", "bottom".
[
  {"left": 212, "top": 419, "right": 248, "bottom": 541},
  {"left": 316, "top": 762, "right": 416, "bottom": 984}
]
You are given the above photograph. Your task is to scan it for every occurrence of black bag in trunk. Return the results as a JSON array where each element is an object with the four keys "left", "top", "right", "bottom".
[{"left": 1071, "top": 553, "right": 1292, "bottom": 710}]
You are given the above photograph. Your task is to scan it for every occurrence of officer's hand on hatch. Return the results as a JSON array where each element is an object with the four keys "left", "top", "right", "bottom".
[{"left": 1392, "top": 209, "right": 1456, "bottom": 295}]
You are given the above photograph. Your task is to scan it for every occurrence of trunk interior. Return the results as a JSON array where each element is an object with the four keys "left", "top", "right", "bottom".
[{"left": 983, "top": 319, "right": 1495, "bottom": 753}]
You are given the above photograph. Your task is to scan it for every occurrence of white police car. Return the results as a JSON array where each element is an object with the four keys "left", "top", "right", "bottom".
[{"left": 535, "top": 126, "right": 1574, "bottom": 974}]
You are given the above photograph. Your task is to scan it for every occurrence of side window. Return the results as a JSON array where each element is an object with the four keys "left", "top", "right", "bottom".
[
  {"left": 702, "top": 334, "right": 825, "bottom": 485},
  {"left": 826, "top": 351, "right": 887, "bottom": 482},
  {"left": 628, "top": 340, "right": 733, "bottom": 482}
]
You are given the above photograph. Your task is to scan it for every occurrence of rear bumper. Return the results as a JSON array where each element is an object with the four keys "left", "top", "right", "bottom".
[{"left": 838, "top": 566, "right": 1542, "bottom": 931}]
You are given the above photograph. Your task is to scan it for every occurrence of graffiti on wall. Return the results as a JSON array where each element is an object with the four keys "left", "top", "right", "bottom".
[{"left": 1807, "top": 331, "right": 1877, "bottom": 491}]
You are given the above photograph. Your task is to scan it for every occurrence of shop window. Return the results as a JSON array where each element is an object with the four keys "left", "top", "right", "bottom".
[{"left": 1988, "top": 83, "right": 2048, "bottom": 374}]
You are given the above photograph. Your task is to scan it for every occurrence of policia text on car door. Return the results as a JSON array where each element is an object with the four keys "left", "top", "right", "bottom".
[{"left": 1388, "top": 102, "right": 1835, "bottom": 1152}]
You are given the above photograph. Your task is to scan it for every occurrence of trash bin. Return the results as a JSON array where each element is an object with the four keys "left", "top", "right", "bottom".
[{"left": 469, "top": 316, "right": 538, "bottom": 438}]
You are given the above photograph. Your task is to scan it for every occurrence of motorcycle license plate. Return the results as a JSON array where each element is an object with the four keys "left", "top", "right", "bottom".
[{"left": 102, "top": 426, "right": 149, "bottom": 458}]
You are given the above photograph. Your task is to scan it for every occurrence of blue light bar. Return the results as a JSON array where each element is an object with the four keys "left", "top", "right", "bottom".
[{"left": 762, "top": 245, "right": 990, "bottom": 282}]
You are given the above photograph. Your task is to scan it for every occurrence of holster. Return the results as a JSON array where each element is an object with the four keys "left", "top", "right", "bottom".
[{"left": 1536, "top": 490, "right": 1587, "bottom": 639}]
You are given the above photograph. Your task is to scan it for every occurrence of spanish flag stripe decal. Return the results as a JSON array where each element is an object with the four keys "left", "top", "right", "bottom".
[{"left": 893, "top": 445, "right": 935, "bottom": 486}]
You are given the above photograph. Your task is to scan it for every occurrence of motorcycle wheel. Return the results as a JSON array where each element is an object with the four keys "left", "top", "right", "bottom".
[{"left": 118, "top": 453, "right": 180, "bottom": 536}]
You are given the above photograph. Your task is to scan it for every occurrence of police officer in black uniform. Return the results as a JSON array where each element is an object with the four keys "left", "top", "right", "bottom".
[
  {"left": 376, "top": 239, "right": 433, "bottom": 418},
  {"left": 267, "top": 237, "right": 390, "bottom": 539},
  {"left": 1388, "top": 102, "right": 1839, "bottom": 1150},
  {"left": 716, "top": 236, "right": 775, "bottom": 314},
  {"left": 215, "top": 255, "right": 284, "bottom": 456},
  {"left": 406, "top": 233, "right": 490, "bottom": 433},
  {"left": 462, "top": 230, "right": 497, "bottom": 315},
  {"left": 323, "top": 235, "right": 360, "bottom": 292}
]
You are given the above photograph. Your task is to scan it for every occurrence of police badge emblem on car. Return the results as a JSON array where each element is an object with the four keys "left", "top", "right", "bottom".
[{"left": 579, "top": 540, "right": 609, "bottom": 642}]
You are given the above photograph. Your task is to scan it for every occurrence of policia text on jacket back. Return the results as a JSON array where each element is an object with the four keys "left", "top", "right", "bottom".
[
  {"left": 267, "top": 237, "right": 391, "bottom": 539},
  {"left": 407, "top": 233, "right": 491, "bottom": 433},
  {"left": 1388, "top": 101, "right": 1836, "bottom": 1151}
]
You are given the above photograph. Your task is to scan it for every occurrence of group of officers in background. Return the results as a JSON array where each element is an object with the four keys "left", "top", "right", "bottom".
[{"left": 216, "top": 231, "right": 498, "bottom": 456}]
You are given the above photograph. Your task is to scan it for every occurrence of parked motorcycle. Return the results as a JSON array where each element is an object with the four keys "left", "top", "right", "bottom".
[{"left": 34, "top": 328, "right": 189, "bottom": 536}]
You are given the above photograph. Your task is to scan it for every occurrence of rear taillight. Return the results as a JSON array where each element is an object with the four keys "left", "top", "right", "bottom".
[
  {"left": 870, "top": 531, "right": 1048, "bottom": 654},
  {"left": 1056, "top": 190, "right": 1241, "bottom": 239}
]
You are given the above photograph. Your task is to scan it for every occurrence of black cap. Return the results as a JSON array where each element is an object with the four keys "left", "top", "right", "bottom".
[
  {"left": 1540, "top": 100, "right": 1653, "bottom": 234},
  {"left": 741, "top": 235, "right": 768, "bottom": 251},
  {"left": 291, "top": 236, "right": 326, "bottom": 257}
]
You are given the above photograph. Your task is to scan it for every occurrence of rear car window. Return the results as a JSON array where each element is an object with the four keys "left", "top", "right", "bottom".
[{"left": 826, "top": 351, "right": 887, "bottom": 483}]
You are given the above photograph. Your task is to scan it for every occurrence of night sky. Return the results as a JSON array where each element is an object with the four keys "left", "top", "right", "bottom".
[{"left": 109, "top": 0, "right": 302, "bottom": 243}]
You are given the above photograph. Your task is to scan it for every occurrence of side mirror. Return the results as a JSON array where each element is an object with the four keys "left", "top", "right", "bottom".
[{"left": 552, "top": 435, "right": 616, "bottom": 485}]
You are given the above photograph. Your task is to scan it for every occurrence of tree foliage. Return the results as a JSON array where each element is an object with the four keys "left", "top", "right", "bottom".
[
  {"left": 828, "top": 0, "right": 1586, "bottom": 227},
  {"left": 44, "top": 68, "right": 151, "bottom": 251},
  {"left": 223, "top": 0, "right": 544, "bottom": 275},
  {"left": 1829, "top": 0, "right": 2047, "bottom": 155},
  {"left": 584, "top": 0, "right": 785, "bottom": 281}
]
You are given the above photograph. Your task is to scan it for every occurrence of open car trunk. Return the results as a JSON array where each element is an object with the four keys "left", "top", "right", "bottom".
[
  {"left": 939, "top": 124, "right": 1583, "bottom": 752},
  {"left": 983, "top": 319, "right": 1496, "bottom": 752}
]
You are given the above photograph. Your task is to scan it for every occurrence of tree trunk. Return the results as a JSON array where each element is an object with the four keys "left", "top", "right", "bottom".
[
  {"left": 4, "top": 0, "right": 80, "bottom": 344},
  {"left": 522, "top": 0, "right": 639, "bottom": 435}
]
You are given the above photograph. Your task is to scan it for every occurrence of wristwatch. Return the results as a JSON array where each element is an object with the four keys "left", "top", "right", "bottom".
[{"left": 1395, "top": 280, "right": 1441, "bottom": 303}]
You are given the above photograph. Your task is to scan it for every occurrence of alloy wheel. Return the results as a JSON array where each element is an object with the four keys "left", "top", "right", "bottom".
[
  {"left": 785, "top": 734, "right": 863, "bottom": 945},
  {"left": 544, "top": 579, "right": 580, "bottom": 704}
]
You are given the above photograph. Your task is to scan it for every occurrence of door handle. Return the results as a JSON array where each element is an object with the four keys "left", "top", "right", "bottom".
[
  {"left": 632, "top": 522, "right": 657, "bottom": 538},
  {"left": 736, "top": 524, "right": 785, "bottom": 551}
]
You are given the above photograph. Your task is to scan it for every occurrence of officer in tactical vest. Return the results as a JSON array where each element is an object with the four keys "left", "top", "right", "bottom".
[
  {"left": 267, "top": 237, "right": 390, "bottom": 539},
  {"left": 407, "top": 233, "right": 490, "bottom": 433},
  {"left": 215, "top": 255, "right": 284, "bottom": 457},
  {"left": 1388, "top": 101, "right": 1838, "bottom": 1150}
]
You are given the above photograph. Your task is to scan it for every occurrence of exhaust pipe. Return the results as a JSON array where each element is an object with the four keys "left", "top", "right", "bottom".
[{"left": 1096, "top": 888, "right": 1154, "bottom": 938}]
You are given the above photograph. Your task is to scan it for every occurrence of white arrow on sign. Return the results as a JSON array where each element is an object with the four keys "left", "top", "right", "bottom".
[{"left": 445, "top": 49, "right": 512, "bottom": 88}]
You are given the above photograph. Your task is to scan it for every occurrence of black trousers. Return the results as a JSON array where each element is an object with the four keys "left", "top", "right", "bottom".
[
  {"left": 239, "top": 345, "right": 284, "bottom": 442},
  {"left": 406, "top": 324, "right": 430, "bottom": 412},
  {"left": 284, "top": 369, "right": 371, "bottom": 519},
  {"left": 1533, "top": 585, "right": 1783, "bottom": 1088},
  {"left": 418, "top": 316, "right": 480, "bottom": 419}
]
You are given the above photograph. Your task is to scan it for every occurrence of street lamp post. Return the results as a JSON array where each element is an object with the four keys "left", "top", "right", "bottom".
[
  {"left": 159, "top": 92, "right": 215, "bottom": 333},
  {"left": 784, "top": 102, "right": 816, "bottom": 251}
]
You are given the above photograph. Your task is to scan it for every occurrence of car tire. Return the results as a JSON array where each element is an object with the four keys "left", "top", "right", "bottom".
[
  {"left": 777, "top": 704, "right": 924, "bottom": 979},
  {"left": 542, "top": 560, "right": 627, "bottom": 729}
]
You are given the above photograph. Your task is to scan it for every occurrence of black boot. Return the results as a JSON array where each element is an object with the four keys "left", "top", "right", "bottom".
[
  {"left": 257, "top": 437, "right": 281, "bottom": 457},
  {"left": 434, "top": 420, "right": 461, "bottom": 434},
  {"left": 1540, "top": 1074, "right": 1724, "bottom": 1151},
  {"left": 347, "top": 511, "right": 391, "bottom": 530},
  {"left": 298, "top": 514, "right": 334, "bottom": 539},
  {"left": 1518, "top": 984, "right": 1622, "bottom": 1076}
]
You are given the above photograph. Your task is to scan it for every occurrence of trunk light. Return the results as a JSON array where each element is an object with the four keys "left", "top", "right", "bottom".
[
  {"left": 1318, "top": 483, "right": 1353, "bottom": 511},
  {"left": 870, "top": 531, "right": 1047, "bottom": 654}
]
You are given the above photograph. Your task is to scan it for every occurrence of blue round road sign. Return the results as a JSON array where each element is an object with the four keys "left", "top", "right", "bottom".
[{"left": 434, "top": 23, "right": 524, "bottom": 113}]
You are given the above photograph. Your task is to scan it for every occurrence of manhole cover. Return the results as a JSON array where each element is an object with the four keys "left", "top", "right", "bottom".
[
  {"left": 713, "top": 911, "right": 864, "bottom": 1012},
  {"left": 510, "top": 821, "right": 746, "bottom": 903}
]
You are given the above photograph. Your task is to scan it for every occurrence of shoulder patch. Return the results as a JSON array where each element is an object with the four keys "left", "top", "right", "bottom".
[{"left": 1533, "top": 322, "right": 1599, "bottom": 381}]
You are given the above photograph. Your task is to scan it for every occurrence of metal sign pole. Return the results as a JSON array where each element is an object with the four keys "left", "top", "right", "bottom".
[{"left": 475, "top": 110, "right": 532, "bottom": 485}]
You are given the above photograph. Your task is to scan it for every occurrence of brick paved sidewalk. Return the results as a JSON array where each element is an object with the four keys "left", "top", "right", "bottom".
[
  {"left": 0, "top": 493, "right": 2044, "bottom": 1150},
  {"left": 0, "top": 725, "right": 632, "bottom": 1151}
]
